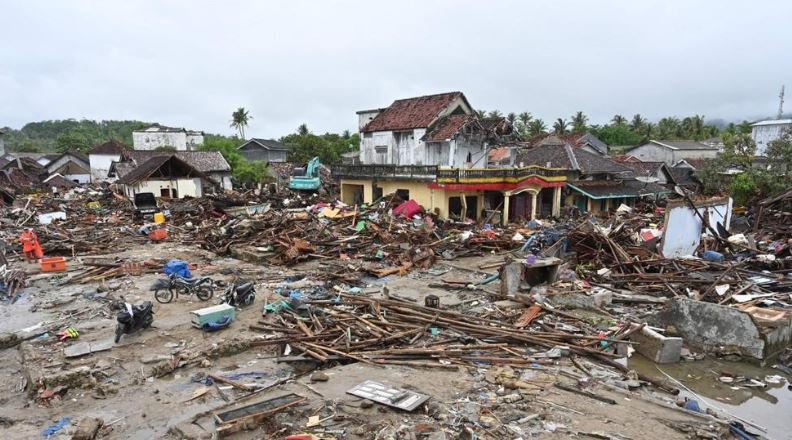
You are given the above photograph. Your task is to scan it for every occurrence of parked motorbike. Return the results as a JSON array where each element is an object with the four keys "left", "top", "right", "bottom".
[
  {"left": 115, "top": 301, "right": 154, "bottom": 343},
  {"left": 152, "top": 273, "right": 214, "bottom": 304},
  {"left": 220, "top": 279, "right": 256, "bottom": 307}
]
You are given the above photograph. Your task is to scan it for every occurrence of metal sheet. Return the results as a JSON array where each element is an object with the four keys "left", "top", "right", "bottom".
[{"left": 346, "top": 380, "right": 429, "bottom": 411}]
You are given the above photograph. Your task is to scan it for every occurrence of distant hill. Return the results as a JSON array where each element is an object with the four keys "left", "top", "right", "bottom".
[{"left": 1, "top": 119, "right": 155, "bottom": 152}]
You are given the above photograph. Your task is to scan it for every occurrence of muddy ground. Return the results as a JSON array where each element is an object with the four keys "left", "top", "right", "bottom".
[{"left": 0, "top": 241, "right": 726, "bottom": 439}]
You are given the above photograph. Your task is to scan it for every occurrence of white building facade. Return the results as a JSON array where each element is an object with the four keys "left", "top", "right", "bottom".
[
  {"left": 132, "top": 126, "right": 204, "bottom": 151},
  {"left": 751, "top": 119, "right": 792, "bottom": 155}
]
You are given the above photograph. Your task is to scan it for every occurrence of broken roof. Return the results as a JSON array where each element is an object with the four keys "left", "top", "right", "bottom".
[
  {"left": 422, "top": 114, "right": 473, "bottom": 142},
  {"left": 88, "top": 140, "right": 131, "bottom": 155},
  {"left": 567, "top": 179, "right": 669, "bottom": 199},
  {"left": 527, "top": 132, "right": 607, "bottom": 154},
  {"left": 116, "top": 155, "right": 212, "bottom": 185},
  {"left": 517, "top": 144, "right": 632, "bottom": 175},
  {"left": 122, "top": 150, "right": 231, "bottom": 173},
  {"left": 134, "top": 125, "right": 204, "bottom": 135},
  {"left": 361, "top": 92, "right": 468, "bottom": 133}
]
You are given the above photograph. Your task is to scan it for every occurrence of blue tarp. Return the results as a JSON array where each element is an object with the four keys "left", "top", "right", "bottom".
[{"left": 163, "top": 259, "right": 192, "bottom": 278}]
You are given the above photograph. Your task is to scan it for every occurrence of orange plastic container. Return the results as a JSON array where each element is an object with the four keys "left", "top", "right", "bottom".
[
  {"left": 148, "top": 228, "right": 167, "bottom": 241},
  {"left": 40, "top": 257, "right": 67, "bottom": 272}
]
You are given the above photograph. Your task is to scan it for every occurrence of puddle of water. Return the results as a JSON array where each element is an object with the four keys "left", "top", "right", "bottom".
[{"left": 629, "top": 355, "right": 792, "bottom": 440}]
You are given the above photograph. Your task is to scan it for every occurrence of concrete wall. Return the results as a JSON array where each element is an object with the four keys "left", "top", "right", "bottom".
[
  {"left": 207, "top": 172, "right": 233, "bottom": 191},
  {"left": 630, "top": 142, "right": 718, "bottom": 165},
  {"left": 629, "top": 143, "right": 674, "bottom": 164},
  {"left": 358, "top": 110, "right": 381, "bottom": 131},
  {"left": 63, "top": 173, "right": 91, "bottom": 184},
  {"left": 752, "top": 123, "right": 791, "bottom": 155},
  {"left": 89, "top": 153, "right": 121, "bottom": 182},
  {"left": 239, "top": 148, "right": 288, "bottom": 163},
  {"left": 123, "top": 177, "right": 203, "bottom": 199},
  {"left": 133, "top": 131, "right": 204, "bottom": 151}
]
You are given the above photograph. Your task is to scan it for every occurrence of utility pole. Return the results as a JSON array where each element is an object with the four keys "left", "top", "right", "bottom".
[{"left": 779, "top": 85, "right": 785, "bottom": 120}]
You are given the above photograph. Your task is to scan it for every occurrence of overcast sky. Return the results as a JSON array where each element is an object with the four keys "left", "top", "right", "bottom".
[{"left": 2, "top": 1, "right": 791, "bottom": 137}]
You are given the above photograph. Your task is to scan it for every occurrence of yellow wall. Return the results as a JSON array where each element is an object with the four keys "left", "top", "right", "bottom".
[
  {"left": 340, "top": 179, "right": 373, "bottom": 205},
  {"left": 340, "top": 178, "right": 491, "bottom": 220}
]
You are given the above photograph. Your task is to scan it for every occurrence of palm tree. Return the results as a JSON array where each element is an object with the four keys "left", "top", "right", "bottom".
[
  {"left": 518, "top": 112, "right": 532, "bottom": 126},
  {"left": 553, "top": 118, "right": 569, "bottom": 135},
  {"left": 611, "top": 114, "right": 627, "bottom": 126},
  {"left": 570, "top": 111, "right": 588, "bottom": 133},
  {"left": 297, "top": 123, "right": 309, "bottom": 136},
  {"left": 630, "top": 114, "right": 646, "bottom": 132},
  {"left": 528, "top": 119, "right": 547, "bottom": 137},
  {"left": 506, "top": 112, "right": 517, "bottom": 125},
  {"left": 475, "top": 109, "right": 487, "bottom": 118},
  {"left": 342, "top": 129, "right": 350, "bottom": 139},
  {"left": 230, "top": 107, "right": 252, "bottom": 139},
  {"left": 487, "top": 110, "right": 503, "bottom": 118}
]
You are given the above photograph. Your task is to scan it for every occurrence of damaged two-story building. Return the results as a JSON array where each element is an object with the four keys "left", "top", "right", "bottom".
[{"left": 335, "top": 92, "right": 568, "bottom": 223}]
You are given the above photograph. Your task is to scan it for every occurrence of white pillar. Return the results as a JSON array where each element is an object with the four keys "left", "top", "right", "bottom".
[
  {"left": 503, "top": 193, "right": 510, "bottom": 226},
  {"left": 530, "top": 192, "right": 538, "bottom": 220},
  {"left": 552, "top": 186, "right": 562, "bottom": 217}
]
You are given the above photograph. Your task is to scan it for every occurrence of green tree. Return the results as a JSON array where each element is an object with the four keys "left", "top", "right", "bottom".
[
  {"left": 766, "top": 127, "right": 792, "bottom": 173},
  {"left": 297, "top": 123, "right": 310, "bottom": 136},
  {"left": 487, "top": 110, "right": 503, "bottom": 118},
  {"left": 475, "top": 109, "right": 487, "bottom": 118},
  {"left": 527, "top": 119, "right": 546, "bottom": 137},
  {"left": 233, "top": 160, "right": 271, "bottom": 186},
  {"left": 570, "top": 111, "right": 588, "bottom": 133},
  {"left": 630, "top": 114, "right": 646, "bottom": 132},
  {"left": 552, "top": 118, "right": 568, "bottom": 135},
  {"left": 230, "top": 107, "right": 252, "bottom": 139},
  {"left": 590, "top": 124, "right": 643, "bottom": 146},
  {"left": 611, "top": 114, "right": 627, "bottom": 125},
  {"left": 54, "top": 131, "right": 88, "bottom": 153},
  {"left": 517, "top": 112, "right": 532, "bottom": 126},
  {"left": 506, "top": 112, "right": 517, "bottom": 125}
]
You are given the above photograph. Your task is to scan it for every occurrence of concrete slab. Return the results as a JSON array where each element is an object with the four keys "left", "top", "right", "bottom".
[
  {"left": 629, "top": 326, "right": 682, "bottom": 363},
  {"left": 64, "top": 339, "right": 114, "bottom": 358}
]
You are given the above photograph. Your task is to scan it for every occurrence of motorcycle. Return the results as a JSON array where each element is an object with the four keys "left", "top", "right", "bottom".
[
  {"left": 152, "top": 273, "right": 214, "bottom": 304},
  {"left": 220, "top": 279, "right": 256, "bottom": 307},
  {"left": 115, "top": 301, "right": 154, "bottom": 343}
]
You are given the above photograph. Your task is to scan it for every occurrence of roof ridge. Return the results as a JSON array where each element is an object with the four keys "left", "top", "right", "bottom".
[{"left": 564, "top": 144, "right": 580, "bottom": 171}]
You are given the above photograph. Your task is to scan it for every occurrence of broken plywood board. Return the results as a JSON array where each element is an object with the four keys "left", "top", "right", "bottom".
[{"left": 64, "top": 340, "right": 114, "bottom": 358}]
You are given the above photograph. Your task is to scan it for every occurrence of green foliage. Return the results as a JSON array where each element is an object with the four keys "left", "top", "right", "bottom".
[
  {"left": 199, "top": 134, "right": 270, "bottom": 186},
  {"left": 233, "top": 160, "right": 271, "bottom": 185},
  {"left": 765, "top": 127, "right": 792, "bottom": 171},
  {"left": 728, "top": 173, "right": 758, "bottom": 206},
  {"left": 570, "top": 111, "right": 588, "bottom": 133},
  {"left": 281, "top": 125, "right": 359, "bottom": 165},
  {"left": 589, "top": 124, "right": 644, "bottom": 146},
  {"left": 527, "top": 119, "right": 546, "bottom": 137},
  {"left": 54, "top": 131, "right": 89, "bottom": 153},
  {"left": 154, "top": 145, "right": 177, "bottom": 152},
  {"left": 552, "top": 118, "right": 568, "bottom": 135},
  {"left": 2, "top": 119, "right": 151, "bottom": 152}
]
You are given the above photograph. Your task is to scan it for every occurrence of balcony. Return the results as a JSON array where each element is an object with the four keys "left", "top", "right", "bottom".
[
  {"left": 436, "top": 166, "right": 568, "bottom": 183},
  {"left": 332, "top": 165, "right": 437, "bottom": 181},
  {"left": 332, "top": 164, "right": 568, "bottom": 184}
]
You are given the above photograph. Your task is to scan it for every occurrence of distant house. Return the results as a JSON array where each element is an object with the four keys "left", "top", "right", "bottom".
[
  {"left": 88, "top": 140, "right": 131, "bottom": 182},
  {"left": 45, "top": 151, "right": 90, "bottom": 184},
  {"left": 0, "top": 129, "right": 5, "bottom": 156},
  {"left": 111, "top": 150, "right": 232, "bottom": 191},
  {"left": 237, "top": 138, "right": 290, "bottom": 162},
  {"left": 751, "top": 119, "right": 792, "bottom": 155},
  {"left": 115, "top": 155, "right": 219, "bottom": 199},
  {"left": 527, "top": 132, "right": 609, "bottom": 156},
  {"left": 132, "top": 126, "right": 204, "bottom": 151},
  {"left": 0, "top": 152, "right": 57, "bottom": 167},
  {"left": 628, "top": 140, "right": 718, "bottom": 165},
  {"left": 619, "top": 161, "right": 675, "bottom": 185},
  {"left": 517, "top": 144, "right": 668, "bottom": 215}
]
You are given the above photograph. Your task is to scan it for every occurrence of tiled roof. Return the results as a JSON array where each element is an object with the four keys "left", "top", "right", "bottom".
[
  {"left": 117, "top": 155, "right": 209, "bottom": 184},
  {"left": 122, "top": 150, "right": 230, "bottom": 172},
  {"left": 643, "top": 140, "right": 718, "bottom": 151},
  {"left": 88, "top": 140, "right": 131, "bottom": 155},
  {"left": 568, "top": 179, "right": 669, "bottom": 199},
  {"left": 622, "top": 161, "right": 665, "bottom": 176},
  {"left": 240, "top": 138, "right": 290, "bottom": 152},
  {"left": 517, "top": 144, "right": 631, "bottom": 175},
  {"left": 422, "top": 114, "right": 471, "bottom": 142},
  {"left": 362, "top": 92, "right": 465, "bottom": 133}
]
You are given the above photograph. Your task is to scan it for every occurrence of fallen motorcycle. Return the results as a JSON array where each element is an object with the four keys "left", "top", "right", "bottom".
[
  {"left": 152, "top": 273, "right": 214, "bottom": 304},
  {"left": 220, "top": 279, "right": 256, "bottom": 307},
  {"left": 115, "top": 301, "right": 154, "bottom": 343}
]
